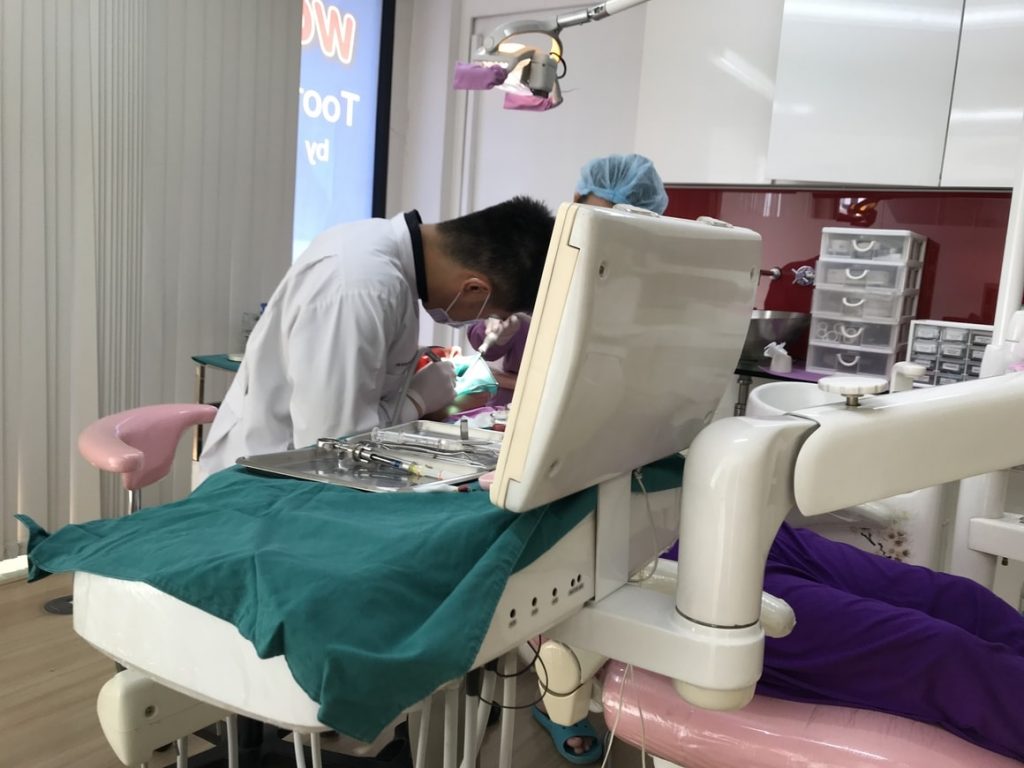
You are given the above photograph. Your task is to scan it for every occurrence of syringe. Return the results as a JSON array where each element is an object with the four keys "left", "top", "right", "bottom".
[
  {"left": 370, "top": 427, "right": 466, "bottom": 453},
  {"left": 346, "top": 443, "right": 452, "bottom": 480}
]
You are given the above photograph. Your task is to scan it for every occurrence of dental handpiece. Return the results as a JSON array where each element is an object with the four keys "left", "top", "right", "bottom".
[{"left": 476, "top": 329, "right": 501, "bottom": 356}]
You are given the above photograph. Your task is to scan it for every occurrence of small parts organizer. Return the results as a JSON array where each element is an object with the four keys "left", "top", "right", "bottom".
[
  {"left": 907, "top": 320, "right": 993, "bottom": 387},
  {"left": 807, "top": 228, "right": 926, "bottom": 377}
]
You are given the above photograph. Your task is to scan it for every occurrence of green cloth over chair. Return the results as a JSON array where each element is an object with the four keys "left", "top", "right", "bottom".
[{"left": 17, "top": 455, "right": 684, "bottom": 741}]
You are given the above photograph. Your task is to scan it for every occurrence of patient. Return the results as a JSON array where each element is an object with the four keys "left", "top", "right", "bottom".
[{"left": 754, "top": 522, "right": 1024, "bottom": 761}]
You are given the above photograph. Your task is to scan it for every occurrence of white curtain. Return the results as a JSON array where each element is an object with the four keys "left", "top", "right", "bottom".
[{"left": 0, "top": 0, "right": 299, "bottom": 560}]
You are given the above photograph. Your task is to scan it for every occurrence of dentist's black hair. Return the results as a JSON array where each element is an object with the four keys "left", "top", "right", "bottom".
[{"left": 437, "top": 195, "right": 554, "bottom": 312}]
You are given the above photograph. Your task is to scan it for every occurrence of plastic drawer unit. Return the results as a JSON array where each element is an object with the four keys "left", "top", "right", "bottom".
[
  {"left": 812, "top": 286, "right": 919, "bottom": 323},
  {"left": 810, "top": 317, "right": 910, "bottom": 350},
  {"left": 907, "top": 320, "right": 993, "bottom": 386},
  {"left": 807, "top": 342, "right": 907, "bottom": 376},
  {"left": 820, "top": 228, "right": 927, "bottom": 263},
  {"left": 808, "top": 227, "right": 927, "bottom": 380},
  {"left": 816, "top": 256, "right": 923, "bottom": 292}
]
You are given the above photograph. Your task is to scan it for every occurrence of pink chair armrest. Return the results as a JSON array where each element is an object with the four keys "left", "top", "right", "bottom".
[{"left": 78, "top": 404, "right": 217, "bottom": 491}]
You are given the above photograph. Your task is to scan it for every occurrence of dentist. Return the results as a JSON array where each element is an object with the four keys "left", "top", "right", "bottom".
[{"left": 199, "top": 196, "right": 554, "bottom": 477}]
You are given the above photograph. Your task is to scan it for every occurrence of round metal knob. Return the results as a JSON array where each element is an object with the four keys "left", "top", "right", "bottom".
[
  {"left": 792, "top": 265, "right": 816, "bottom": 286},
  {"left": 817, "top": 375, "right": 887, "bottom": 407}
]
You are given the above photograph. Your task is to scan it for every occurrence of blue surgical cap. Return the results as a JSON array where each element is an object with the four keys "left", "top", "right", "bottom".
[{"left": 575, "top": 154, "right": 669, "bottom": 215}]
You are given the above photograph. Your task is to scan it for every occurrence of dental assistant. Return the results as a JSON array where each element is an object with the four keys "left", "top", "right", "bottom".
[{"left": 199, "top": 197, "right": 554, "bottom": 477}]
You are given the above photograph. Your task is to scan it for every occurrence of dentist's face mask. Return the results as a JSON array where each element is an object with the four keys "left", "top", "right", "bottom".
[{"left": 427, "top": 287, "right": 490, "bottom": 327}]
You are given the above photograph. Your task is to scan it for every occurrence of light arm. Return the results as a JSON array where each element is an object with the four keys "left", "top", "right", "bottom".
[{"left": 555, "top": 0, "right": 652, "bottom": 29}]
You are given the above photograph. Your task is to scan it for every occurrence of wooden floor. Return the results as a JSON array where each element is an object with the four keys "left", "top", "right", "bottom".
[
  {"left": 0, "top": 574, "right": 649, "bottom": 768},
  {"left": 0, "top": 574, "right": 128, "bottom": 768}
]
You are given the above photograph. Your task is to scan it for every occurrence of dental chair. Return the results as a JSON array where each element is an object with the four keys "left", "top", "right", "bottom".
[
  {"left": 51, "top": 205, "right": 1024, "bottom": 768},
  {"left": 601, "top": 659, "right": 1021, "bottom": 768},
  {"left": 76, "top": 403, "right": 235, "bottom": 768}
]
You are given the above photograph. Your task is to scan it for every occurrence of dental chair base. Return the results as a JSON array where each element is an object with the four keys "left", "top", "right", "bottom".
[
  {"left": 97, "top": 668, "right": 232, "bottom": 767},
  {"left": 601, "top": 661, "right": 1021, "bottom": 768},
  {"left": 535, "top": 642, "right": 607, "bottom": 726}
]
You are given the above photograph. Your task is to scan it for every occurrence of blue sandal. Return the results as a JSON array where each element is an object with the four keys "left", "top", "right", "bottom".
[{"left": 531, "top": 706, "right": 604, "bottom": 765}]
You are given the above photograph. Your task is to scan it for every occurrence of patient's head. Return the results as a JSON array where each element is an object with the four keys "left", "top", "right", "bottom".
[{"left": 573, "top": 153, "right": 669, "bottom": 214}]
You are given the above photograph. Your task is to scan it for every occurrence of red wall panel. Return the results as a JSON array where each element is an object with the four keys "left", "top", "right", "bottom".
[{"left": 666, "top": 188, "right": 1011, "bottom": 325}]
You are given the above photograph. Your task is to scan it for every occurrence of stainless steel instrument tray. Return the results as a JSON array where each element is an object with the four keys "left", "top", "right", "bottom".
[{"left": 235, "top": 420, "right": 503, "bottom": 492}]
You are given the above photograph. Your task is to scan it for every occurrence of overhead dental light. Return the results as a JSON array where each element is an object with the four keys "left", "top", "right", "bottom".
[{"left": 453, "top": 0, "right": 652, "bottom": 111}]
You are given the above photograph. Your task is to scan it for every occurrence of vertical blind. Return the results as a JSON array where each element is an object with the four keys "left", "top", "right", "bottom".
[{"left": 0, "top": 0, "right": 299, "bottom": 559}]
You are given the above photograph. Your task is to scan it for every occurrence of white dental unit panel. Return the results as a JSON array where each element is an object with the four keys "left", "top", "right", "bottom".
[{"left": 492, "top": 205, "right": 761, "bottom": 513}]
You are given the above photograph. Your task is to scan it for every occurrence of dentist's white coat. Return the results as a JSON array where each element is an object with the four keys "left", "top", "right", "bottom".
[{"left": 199, "top": 213, "right": 421, "bottom": 477}]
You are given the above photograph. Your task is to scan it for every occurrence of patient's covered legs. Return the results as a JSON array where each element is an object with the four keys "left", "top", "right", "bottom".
[{"left": 758, "top": 523, "right": 1024, "bottom": 761}]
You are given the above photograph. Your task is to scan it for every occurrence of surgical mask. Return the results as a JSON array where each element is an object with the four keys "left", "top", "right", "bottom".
[{"left": 426, "top": 288, "right": 489, "bottom": 327}]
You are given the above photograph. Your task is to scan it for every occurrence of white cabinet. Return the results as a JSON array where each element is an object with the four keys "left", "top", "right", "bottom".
[
  {"left": 633, "top": 0, "right": 785, "bottom": 184},
  {"left": 766, "top": 0, "right": 963, "bottom": 186},
  {"left": 941, "top": 0, "right": 1024, "bottom": 188}
]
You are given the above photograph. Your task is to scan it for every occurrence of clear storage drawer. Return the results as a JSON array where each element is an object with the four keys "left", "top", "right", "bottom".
[
  {"left": 821, "top": 228, "right": 926, "bottom": 263},
  {"left": 807, "top": 342, "right": 905, "bottom": 376},
  {"left": 812, "top": 286, "right": 919, "bottom": 322},
  {"left": 817, "top": 256, "right": 922, "bottom": 292},
  {"left": 810, "top": 317, "right": 909, "bottom": 349},
  {"left": 906, "top": 320, "right": 995, "bottom": 386}
]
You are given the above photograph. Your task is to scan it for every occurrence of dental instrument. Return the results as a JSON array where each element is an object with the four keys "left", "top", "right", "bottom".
[
  {"left": 369, "top": 427, "right": 467, "bottom": 454},
  {"left": 476, "top": 327, "right": 502, "bottom": 357},
  {"left": 369, "top": 427, "right": 501, "bottom": 460},
  {"left": 318, "top": 437, "right": 454, "bottom": 481},
  {"left": 411, "top": 483, "right": 470, "bottom": 494}
]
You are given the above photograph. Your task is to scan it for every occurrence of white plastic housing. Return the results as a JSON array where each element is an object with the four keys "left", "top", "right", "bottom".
[
  {"left": 492, "top": 203, "right": 760, "bottom": 512},
  {"left": 96, "top": 668, "right": 226, "bottom": 766}
]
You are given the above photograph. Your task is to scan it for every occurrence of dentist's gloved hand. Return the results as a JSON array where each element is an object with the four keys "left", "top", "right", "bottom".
[
  {"left": 483, "top": 314, "right": 524, "bottom": 347},
  {"left": 405, "top": 360, "right": 457, "bottom": 417}
]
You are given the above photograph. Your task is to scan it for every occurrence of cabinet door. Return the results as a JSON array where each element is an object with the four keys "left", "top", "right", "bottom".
[
  {"left": 766, "top": 0, "right": 963, "bottom": 186},
  {"left": 634, "top": 0, "right": 785, "bottom": 184},
  {"left": 941, "top": 0, "right": 1024, "bottom": 187}
]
